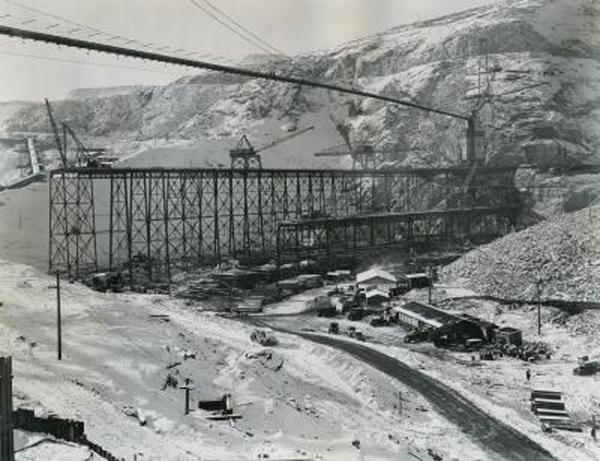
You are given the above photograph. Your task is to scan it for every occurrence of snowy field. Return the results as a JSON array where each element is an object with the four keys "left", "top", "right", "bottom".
[{"left": 0, "top": 257, "right": 498, "bottom": 461}]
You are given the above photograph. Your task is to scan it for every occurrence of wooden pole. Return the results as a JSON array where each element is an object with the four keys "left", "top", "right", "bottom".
[{"left": 428, "top": 267, "right": 433, "bottom": 305}]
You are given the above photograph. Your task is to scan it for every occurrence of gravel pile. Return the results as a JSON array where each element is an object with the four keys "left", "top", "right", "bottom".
[{"left": 444, "top": 205, "right": 600, "bottom": 301}]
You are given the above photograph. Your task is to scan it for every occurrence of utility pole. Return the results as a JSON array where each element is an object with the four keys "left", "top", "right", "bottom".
[
  {"left": 428, "top": 266, "right": 433, "bottom": 305},
  {"left": 0, "top": 356, "right": 15, "bottom": 461},
  {"left": 48, "top": 273, "right": 62, "bottom": 360},
  {"left": 56, "top": 273, "right": 62, "bottom": 360}
]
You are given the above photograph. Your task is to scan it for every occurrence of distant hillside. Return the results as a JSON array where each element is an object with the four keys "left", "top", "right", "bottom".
[
  {"left": 5, "top": 0, "right": 600, "bottom": 209},
  {"left": 0, "top": 101, "right": 35, "bottom": 131},
  {"left": 67, "top": 85, "right": 156, "bottom": 100}
]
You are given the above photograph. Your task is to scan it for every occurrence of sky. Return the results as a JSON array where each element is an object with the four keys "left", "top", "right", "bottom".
[{"left": 0, "top": 0, "right": 496, "bottom": 102}]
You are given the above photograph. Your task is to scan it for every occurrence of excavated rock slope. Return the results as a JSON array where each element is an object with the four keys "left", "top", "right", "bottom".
[
  {"left": 5, "top": 0, "right": 600, "bottom": 206},
  {"left": 444, "top": 205, "right": 600, "bottom": 301},
  {"left": 8, "top": 0, "right": 600, "bottom": 158}
]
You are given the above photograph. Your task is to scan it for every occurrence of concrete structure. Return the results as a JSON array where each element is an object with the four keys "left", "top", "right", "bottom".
[{"left": 27, "top": 138, "right": 40, "bottom": 175}]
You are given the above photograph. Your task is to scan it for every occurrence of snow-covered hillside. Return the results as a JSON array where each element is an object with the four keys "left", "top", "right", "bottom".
[{"left": 5, "top": 0, "right": 600, "bottom": 204}]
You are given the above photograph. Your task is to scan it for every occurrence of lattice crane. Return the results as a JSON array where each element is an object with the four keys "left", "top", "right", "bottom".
[
  {"left": 230, "top": 125, "right": 314, "bottom": 169},
  {"left": 45, "top": 98, "right": 112, "bottom": 168}
]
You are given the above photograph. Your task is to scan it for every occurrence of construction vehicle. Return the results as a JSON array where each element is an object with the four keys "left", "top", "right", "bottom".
[
  {"left": 573, "top": 361, "right": 600, "bottom": 376},
  {"left": 230, "top": 125, "right": 314, "bottom": 169}
]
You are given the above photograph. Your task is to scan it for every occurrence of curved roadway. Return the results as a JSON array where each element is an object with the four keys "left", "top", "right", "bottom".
[{"left": 253, "top": 317, "right": 558, "bottom": 461}]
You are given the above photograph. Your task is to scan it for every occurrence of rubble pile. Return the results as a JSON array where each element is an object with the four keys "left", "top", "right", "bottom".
[
  {"left": 244, "top": 349, "right": 284, "bottom": 371},
  {"left": 480, "top": 340, "right": 552, "bottom": 362},
  {"left": 562, "top": 310, "right": 600, "bottom": 343},
  {"left": 250, "top": 329, "right": 278, "bottom": 347},
  {"left": 445, "top": 206, "right": 600, "bottom": 301}
]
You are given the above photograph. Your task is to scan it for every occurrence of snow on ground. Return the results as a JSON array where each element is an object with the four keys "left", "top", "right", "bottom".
[
  {"left": 0, "top": 258, "right": 493, "bottom": 460},
  {"left": 264, "top": 282, "right": 600, "bottom": 461},
  {"left": 15, "top": 435, "right": 96, "bottom": 461},
  {"left": 0, "top": 144, "right": 28, "bottom": 187},
  {"left": 259, "top": 286, "right": 331, "bottom": 316}
]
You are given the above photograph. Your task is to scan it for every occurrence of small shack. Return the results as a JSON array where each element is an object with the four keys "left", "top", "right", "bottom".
[
  {"left": 356, "top": 268, "right": 397, "bottom": 291},
  {"left": 392, "top": 301, "right": 457, "bottom": 330},
  {"left": 394, "top": 272, "right": 431, "bottom": 294},
  {"left": 365, "top": 288, "right": 390, "bottom": 306}
]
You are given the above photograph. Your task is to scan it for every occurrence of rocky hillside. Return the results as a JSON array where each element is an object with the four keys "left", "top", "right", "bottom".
[
  {"left": 444, "top": 204, "right": 600, "bottom": 301},
  {"left": 5, "top": 0, "right": 600, "bottom": 203},
  {"left": 66, "top": 85, "right": 153, "bottom": 100},
  {"left": 0, "top": 101, "right": 34, "bottom": 131}
]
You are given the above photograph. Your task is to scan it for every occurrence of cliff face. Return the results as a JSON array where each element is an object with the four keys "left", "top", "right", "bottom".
[{"left": 6, "top": 0, "right": 600, "bottom": 187}]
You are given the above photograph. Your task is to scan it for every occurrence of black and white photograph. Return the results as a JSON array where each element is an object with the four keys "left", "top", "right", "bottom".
[{"left": 0, "top": 0, "right": 599, "bottom": 459}]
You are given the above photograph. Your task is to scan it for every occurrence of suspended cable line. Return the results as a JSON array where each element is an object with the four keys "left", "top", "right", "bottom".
[
  {"left": 187, "top": 0, "right": 278, "bottom": 56},
  {"left": 193, "top": 0, "right": 286, "bottom": 56}
]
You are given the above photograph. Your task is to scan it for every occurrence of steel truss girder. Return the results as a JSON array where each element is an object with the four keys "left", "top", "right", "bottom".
[{"left": 276, "top": 207, "right": 519, "bottom": 267}]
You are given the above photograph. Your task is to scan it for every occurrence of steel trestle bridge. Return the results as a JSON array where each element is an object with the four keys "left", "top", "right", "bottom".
[{"left": 49, "top": 165, "right": 524, "bottom": 282}]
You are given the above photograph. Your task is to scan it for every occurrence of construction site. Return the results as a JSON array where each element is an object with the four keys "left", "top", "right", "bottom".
[{"left": 0, "top": 0, "right": 600, "bottom": 460}]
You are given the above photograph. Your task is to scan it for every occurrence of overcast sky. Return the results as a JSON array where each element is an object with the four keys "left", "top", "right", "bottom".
[{"left": 0, "top": 0, "right": 495, "bottom": 102}]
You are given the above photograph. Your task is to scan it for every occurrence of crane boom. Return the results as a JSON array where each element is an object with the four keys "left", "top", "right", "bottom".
[
  {"left": 44, "top": 98, "right": 67, "bottom": 168},
  {"left": 255, "top": 125, "right": 314, "bottom": 153}
]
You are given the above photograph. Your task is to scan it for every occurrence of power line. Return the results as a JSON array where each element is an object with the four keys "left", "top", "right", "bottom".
[
  {"left": 0, "top": 49, "right": 183, "bottom": 75},
  {"left": 187, "top": 0, "right": 278, "bottom": 56},
  {"left": 194, "top": 0, "right": 286, "bottom": 56},
  {"left": 1, "top": 0, "right": 233, "bottom": 65},
  {"left": 4, "top": 0, "right": 110, "bottom": 39}
]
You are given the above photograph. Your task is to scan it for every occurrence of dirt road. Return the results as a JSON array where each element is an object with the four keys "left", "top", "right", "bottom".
[{"left": 291, "top": 330, "right": 557, "bottom": 461}]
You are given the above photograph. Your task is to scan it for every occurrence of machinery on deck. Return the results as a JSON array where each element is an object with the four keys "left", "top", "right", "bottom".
[{"left": 230, "top": 125, "right": 314, "bottom": 169}]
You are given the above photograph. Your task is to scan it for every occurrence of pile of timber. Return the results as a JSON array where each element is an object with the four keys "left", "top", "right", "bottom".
[{"left": 530, "top": 389, "right": 582, "bottom": 432}]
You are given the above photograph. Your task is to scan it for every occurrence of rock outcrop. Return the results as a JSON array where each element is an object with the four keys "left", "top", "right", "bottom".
[{"left": 5, "top": 0, "right": 600, "bottom": 208}]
